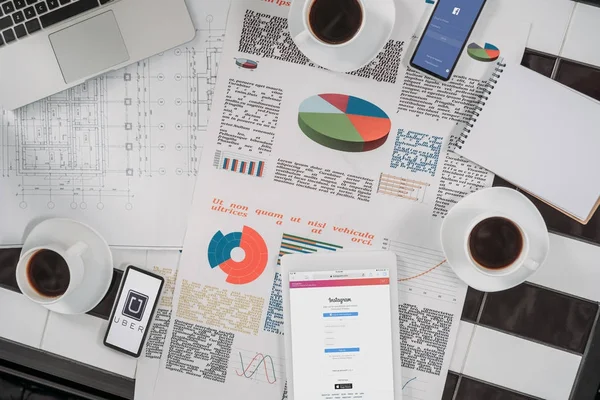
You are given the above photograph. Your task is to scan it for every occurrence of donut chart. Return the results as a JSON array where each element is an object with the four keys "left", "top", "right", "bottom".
[
  {"left": 208, "top": 226, "right": 268, "bottom": 284},
  {"left": 298, "top": 94, "right": 392, "bottom": 152}
]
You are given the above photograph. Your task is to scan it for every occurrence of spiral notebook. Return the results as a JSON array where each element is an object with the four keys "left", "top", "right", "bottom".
[{"left": 456, "top": 60, "right": 600, "bottom": 224}]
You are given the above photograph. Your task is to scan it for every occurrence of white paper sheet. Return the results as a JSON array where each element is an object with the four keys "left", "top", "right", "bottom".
[
  {"left": 134, "top": 251, "right": 181, "bottom": 400},
  {"left": 147, "top": 1, "right": 529, "bottom": 399},
  {"left": 0, "top": 0, "right": 227, "bottom": 248}
]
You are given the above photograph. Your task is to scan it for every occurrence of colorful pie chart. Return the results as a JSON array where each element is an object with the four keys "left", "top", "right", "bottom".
[
  {"left": 298, "top": 94, "right": 392, "bottom": 152},
  {"left": 467, "top": 42, "right": 500, "bottom": 62},
  {"left": 208, "top": 226, "right": 268, "bottom": 284},
  {"left": 235, "top": 58, "right": 258, "bottom": 69}
]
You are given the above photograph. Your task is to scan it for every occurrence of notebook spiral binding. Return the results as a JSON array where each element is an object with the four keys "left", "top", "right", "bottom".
[{"left": 456, "top": 61, "right": 507, "bottom": 150}]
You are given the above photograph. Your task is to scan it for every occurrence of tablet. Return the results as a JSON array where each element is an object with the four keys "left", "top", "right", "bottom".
[{"left": 282, "top": 251, "right": 402, "bottom": 400}]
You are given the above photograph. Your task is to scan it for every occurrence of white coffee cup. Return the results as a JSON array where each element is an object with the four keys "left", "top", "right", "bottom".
[
  {"left": 294, "top": 0, "right": 367, "bottom": 48},
  {"left": 16, "top": 242, "right": 88, "bottom": 305},
  {"left": 465, "top": 212, "right": 540, "bottom": 277}
]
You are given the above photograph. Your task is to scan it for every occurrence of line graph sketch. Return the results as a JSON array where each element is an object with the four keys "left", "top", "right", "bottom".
[
  {"left": 231, "top": 348, "right": 285, "bottom": 386},
  {"left": 382, "top": 238, "right": 460, "bottom": 303},
  {"left": 401, "top": 374, "right": 429, "bottom": 399},
  {"left": 0, "top": 2, "right": 228, "bottom": 247},
  {"left": 237, "top": 353, "right": 277, "bottom": 384},
  {"left": 403, "top": 376, "right": 417, "bottom": 390}
]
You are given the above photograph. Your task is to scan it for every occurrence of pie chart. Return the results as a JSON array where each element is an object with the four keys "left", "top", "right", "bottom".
[
  {"left": 298, "top": 94, "right": 392, "bottom": 152},
  {"left": 467, "top": 42, "right": 500, "bottom": 62},
  {"left": 235, "top": 58, "right": 258, "bottom": 69},
  {"left": 207, "top": 226, "right": 268, "bottom": 284}
]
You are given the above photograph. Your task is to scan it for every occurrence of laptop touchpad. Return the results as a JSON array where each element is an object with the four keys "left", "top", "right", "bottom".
[{"left": 50, "top": 11, "right": 129, "bottom": 83}]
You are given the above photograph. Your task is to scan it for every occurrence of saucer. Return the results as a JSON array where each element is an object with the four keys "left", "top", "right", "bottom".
[
  {"left": 441, "top": 187, "right": 549, "bottom": 292},
  {"left": 21, "top": 218, "right": 113, "bottom": 314},
  {"left": 288, "top": 0, "right": 396, "bottom": 72}
]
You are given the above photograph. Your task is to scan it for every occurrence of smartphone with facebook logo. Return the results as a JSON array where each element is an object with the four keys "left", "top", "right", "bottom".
[
  {"left": 103, "top": 266, "right": 164, "bottom": 357},
  {"left": 410, "top": 0, "right": 487, "bottom": 81}
]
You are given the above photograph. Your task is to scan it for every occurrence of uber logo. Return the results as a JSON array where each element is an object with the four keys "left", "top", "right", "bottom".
[{"left": 122, "top": 290, "right": 148, "bottom": 321}]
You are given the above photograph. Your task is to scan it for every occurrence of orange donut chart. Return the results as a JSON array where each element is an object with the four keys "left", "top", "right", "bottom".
[{"left": 208, "top": 226, "right": 268, "bottom": 284}]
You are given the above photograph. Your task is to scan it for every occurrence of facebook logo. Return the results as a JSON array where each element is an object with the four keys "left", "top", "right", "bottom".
[
  {"left": 122, "top": 290, "right": 148, "bottom": 321},
  {"left": 452, "top": 7, "right": 460, "bottom": 15}
]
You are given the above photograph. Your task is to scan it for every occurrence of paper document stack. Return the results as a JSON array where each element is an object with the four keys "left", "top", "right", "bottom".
[{"left": 136, "top": 1, "right": 531, "bottom": 400}]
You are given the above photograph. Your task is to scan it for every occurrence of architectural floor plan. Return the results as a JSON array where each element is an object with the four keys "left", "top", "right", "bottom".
[{"left": 0, "top": 1, "right": 228, "bottom": 247}]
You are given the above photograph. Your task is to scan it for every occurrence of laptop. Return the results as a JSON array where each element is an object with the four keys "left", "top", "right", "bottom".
[{"left": 0, "top": 0, "right": 195, "bottom": 110}]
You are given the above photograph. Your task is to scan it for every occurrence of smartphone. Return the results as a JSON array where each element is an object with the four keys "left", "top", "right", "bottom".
[
  {"left": 103, "top": 266, "right": 164, "bottom": 357},
  {"left": 410, "top": 0, "right": 488, "bottom": 81}
]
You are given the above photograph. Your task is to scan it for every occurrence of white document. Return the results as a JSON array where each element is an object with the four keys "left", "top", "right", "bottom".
[
  {"left": 150, "top": 1, "right": 529, "bottom": 400},
  {"left": 0, "top": 0, "right": 226, "bottom": 248},
  {"left": 134, "top": 251, "right": 181, "bottom": 400}
]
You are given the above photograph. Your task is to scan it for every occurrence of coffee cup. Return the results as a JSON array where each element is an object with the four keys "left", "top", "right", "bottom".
[
  {"left": 16, "top": 242, "right": 88, "bottom": 305},
  {"left": 465, "top": 212, "right": 540, "bottom": 277},
  {"left": 294, "top": 0, "right": 367, "bottom": 48}
]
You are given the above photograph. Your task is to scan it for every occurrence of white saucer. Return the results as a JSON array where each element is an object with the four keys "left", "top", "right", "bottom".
[
  {"left": 441, "top": 187, "right": 549, "bottom": 292},
  {"left": 21, "top": 218, "right": 113, "bottom": 314},
  {"left": 288, "top": 0, "right": 396, "bottom": 72}
]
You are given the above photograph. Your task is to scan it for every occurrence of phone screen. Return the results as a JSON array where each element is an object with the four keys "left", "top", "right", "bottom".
[
  {"left": 288, "top": 269, "right": 394, "bottom": 399},
  {"left": 104, "top": 267, "right": 164, "bottom": 357},
  {"left": 410, "top": 0, "right": 487, "bottom": 80}
]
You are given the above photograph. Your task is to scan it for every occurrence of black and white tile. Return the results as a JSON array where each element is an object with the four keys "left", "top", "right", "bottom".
[{"left": 440, "top": 1, "right": 600, "bottom": 397}]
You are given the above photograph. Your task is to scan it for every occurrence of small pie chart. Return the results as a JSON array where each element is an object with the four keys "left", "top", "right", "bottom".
[
  {"left": 298, "top": 94, "right": 392, "bottom": 152},
  {"left": 235, "top": 58, "right": 258, "bottom": 69},
  {"left": 467, "top": 42, "right": 500, "bottom": 62}
]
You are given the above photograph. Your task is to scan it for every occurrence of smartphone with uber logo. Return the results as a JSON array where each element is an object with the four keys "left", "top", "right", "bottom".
[{"left": 103, "top": 266, "right": 164, "bottom": 357}]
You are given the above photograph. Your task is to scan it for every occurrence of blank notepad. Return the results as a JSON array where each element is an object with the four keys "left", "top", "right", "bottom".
[{"left": 456, "top": 63, "right": 600, "bottom": 222}]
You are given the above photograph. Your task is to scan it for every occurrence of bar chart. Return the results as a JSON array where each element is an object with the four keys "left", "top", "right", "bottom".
[
  {"left": 377, "top": 173, "right": 430, "bottom": 202},
  {"left": 213, "top": 150, "right": 265, "bottom": 178}
]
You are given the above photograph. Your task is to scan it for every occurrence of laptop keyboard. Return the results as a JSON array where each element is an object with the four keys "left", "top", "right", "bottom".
[{"left": 0, "top": 0, "right": 113, "bottom": 47}]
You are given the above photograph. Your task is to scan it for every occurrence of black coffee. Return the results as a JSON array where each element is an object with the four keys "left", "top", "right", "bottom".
[
  {"left": 468, "top": 217, "right": 523, "bottom": 270},
  {"left": 308, "top": 0, "right": 363, "bottom": 45},
  {"left": 27, "top": 249, "right": 70, "bottom": 298}
]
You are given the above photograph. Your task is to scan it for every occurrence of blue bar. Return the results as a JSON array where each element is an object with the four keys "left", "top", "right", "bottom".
[
  {"left": 248, "top": 161, "right": 254, "bottom": 175},
  {"left": 323, "top": 312, "right": 359, "bottom": 317},
  {"left": 324, "top": 348, "right": 360, "bottom": 353},
  {"left": 223, "top": 158, "right": 228, "bottom": 169}
]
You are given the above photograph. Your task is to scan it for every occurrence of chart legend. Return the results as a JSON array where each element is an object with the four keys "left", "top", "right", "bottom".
[
  {"left": 298, "top": 94, "right": 391, "bottom": 152},
  {"left": 467, "top": 42, "right": 500, "bottom": 62}
]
